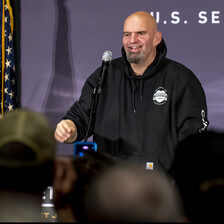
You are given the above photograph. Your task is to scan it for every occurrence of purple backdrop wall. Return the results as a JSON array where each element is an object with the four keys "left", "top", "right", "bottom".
[{"left": 20, "top": 0, "right": 224, "bottom": 155}]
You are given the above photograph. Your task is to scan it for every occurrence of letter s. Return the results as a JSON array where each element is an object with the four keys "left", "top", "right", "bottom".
[
  {"left": 171, "top": 11, "right": 180, "bottom": 24},
  {"left": 198, "top": 11, "right": 207, "bottom": 24}
]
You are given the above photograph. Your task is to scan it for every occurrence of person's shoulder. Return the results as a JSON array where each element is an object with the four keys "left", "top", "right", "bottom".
[
  {"left": 166, "top": 58, "right": 193, "bottom": 74},
  {"left": 87, "top": 57, "right": 123, "bottom": 82},
  {"left": 107, "top": 57, "right": 125, "bottom": 75},
  {"left": 165, "top": 58, "right": 198, "bottom": 81},
  {"left": 162, "top": 58, "right": 204, "bottom": 90},
  {"left": 110, "top": 57, "right": 123, "bottom": 67}
]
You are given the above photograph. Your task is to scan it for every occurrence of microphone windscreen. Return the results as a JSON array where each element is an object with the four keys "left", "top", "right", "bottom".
[{"left": 102, "top": 50, "right": 112, "bottom": 62}]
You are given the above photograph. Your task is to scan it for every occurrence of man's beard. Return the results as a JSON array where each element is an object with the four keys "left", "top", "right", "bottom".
[{"left": 126, "top": 51, "right": 144, "bottom": 64}]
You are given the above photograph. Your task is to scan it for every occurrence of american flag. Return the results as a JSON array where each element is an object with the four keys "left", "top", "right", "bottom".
[{"left": 0, "top": 0, "right": 17, "bottom": 116}]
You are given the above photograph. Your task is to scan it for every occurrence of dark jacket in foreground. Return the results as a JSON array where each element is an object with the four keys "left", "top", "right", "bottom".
[{"left": 63, "top": 39, "right": 209, "bottom": 173}]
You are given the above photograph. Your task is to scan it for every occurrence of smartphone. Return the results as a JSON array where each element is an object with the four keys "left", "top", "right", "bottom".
[{"left": 74, "top": 141, "right": 97, "bottom": 157}]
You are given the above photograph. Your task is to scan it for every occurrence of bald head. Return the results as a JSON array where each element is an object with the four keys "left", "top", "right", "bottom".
[{"left": 124, "top": 11, "right": 158, "bottom": 34}]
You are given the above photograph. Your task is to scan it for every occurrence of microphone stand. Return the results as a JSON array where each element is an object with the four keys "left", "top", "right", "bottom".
[
  {"left": 83, "top": 51, "right": 112, "bottom": 142},
  {"left": 83, "top": 65, "right": 108, "bottom": 141},
  {"left": 83, "top": 86, "right": 99, "bottom": 142}
]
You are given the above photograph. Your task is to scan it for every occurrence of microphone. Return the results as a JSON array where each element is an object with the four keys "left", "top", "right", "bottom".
[{"left": 97, "top": 50, "right": 112, "bottom": 94}]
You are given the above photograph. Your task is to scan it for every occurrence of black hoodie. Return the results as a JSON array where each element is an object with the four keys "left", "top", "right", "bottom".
[{"left": 63, "top": 39, "right": 208, "bottom": 173}]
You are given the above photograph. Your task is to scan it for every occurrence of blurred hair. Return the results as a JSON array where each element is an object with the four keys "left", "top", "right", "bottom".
[
  {"left": 54, "top": 151, "right": 117, "bottom": 221},
  {"left": 83, "top": 163, "right": 185, "bottom": 222}
]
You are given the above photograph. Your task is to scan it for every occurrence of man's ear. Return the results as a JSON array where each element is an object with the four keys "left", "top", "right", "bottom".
[{"left": 153, "top": 31, "right": 162, "bottom": 46}]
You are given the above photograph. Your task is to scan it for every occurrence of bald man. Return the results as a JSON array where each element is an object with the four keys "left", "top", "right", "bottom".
[{"left": 55, "top": 11, "right": 208, "bottom": 174}]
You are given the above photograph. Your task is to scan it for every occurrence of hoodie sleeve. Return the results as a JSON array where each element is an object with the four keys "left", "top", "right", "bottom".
[
  {"left": 177, "top": 75, "right": 209, "bottom": 142},
  {"left": 62, "top": 68, "right": 101, "bottom": 141}
]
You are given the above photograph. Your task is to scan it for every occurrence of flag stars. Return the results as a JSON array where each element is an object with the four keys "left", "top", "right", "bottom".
[
  {"left": 11, "top": 78, "right": 16, "bottom": 86},
  {"left": 8, "top": 33, "right": 13, "bottom": 42},
  {"left": 6, "top": 46, "right": 12, "bottom": 55},
  {"left": 4, "top": 4, "right": 9, "bottom": 11},
  {"left": 2, "top": 1, "right": 17, "bottom": 113},
  {"left": 8, "top": 103, "right": 13, "bottom": 111},
  {"left": 8, "top": 90, "right": 15, "bottom": 99},
  {"left": 5, "top": 59, "right": 11, "bottom": 68},
  {"left": 5, "top": 73, "right": 9, "bottom": 82}
]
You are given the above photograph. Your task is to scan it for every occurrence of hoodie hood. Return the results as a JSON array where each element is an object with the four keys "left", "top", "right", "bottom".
[{"left": 121, "top": 39, "right": 167, "bottom": 113}]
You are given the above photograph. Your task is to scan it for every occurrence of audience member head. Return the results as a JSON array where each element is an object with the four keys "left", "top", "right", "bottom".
[
  {"left": 0, "top": 109, "right": 56, "bottom": 194},
  {"left": 53, "top": 151, "right": 117, "bottom": 222},
  {"left": 172, "top": 131, "right": 224, "bottom": 222},
  {"left": 83, "top": 162, "right": 186, "bottom": 222}
]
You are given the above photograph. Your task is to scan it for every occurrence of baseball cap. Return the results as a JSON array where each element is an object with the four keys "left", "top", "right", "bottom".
[{"left": 0, "top": 109, "right": 56, "bottom": 167}]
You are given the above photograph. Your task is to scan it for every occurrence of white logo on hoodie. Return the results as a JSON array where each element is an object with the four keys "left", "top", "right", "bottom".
[{"left": 153, "top": 87, "right": 168, "bottom": 105}]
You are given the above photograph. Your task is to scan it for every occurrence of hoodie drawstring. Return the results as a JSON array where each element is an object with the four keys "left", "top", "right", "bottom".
[
  {"left": 130, "top": 79, "right": 136, "bottom": 113},
  {"left": 130, "top": 79, "right": 144, "bottom": 114},
  {"left": 139, "top": 79, "right": 143, "bottom": 101}
]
